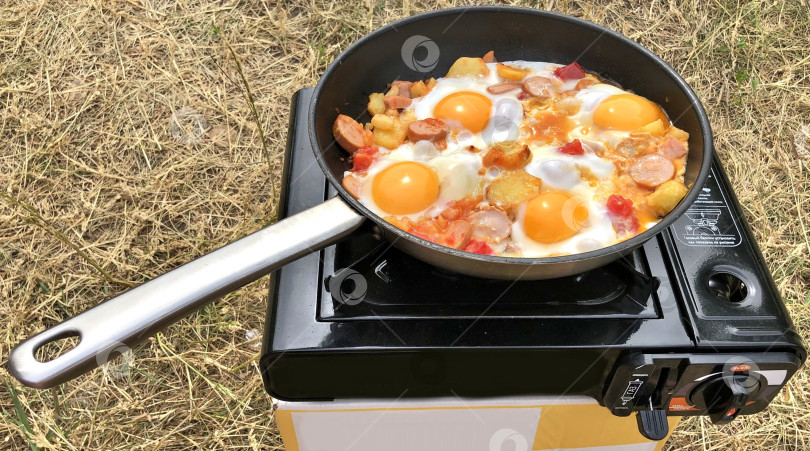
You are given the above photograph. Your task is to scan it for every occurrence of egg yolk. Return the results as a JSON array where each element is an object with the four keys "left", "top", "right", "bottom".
[
  {"left": 372, "top": 162, "right": 439, "bottom": 215},
  {"left": 593, "top": 94, "right": 669, "bottom": 131},
  {"left": 523, "top": 192, "right": 589, "bottom": 244},
  {"left": 433, "top": 91, "right": 492, "bottom": 132}
]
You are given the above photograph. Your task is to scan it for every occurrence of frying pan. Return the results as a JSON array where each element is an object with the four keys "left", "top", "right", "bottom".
[{"left": 9, "top": 6, "right": 713, "bottom": 388}]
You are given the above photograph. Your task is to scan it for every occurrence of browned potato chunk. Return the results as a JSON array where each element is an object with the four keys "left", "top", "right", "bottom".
[
  {"left": 486, "top": 170, "right": 542, "bottom": 213},
  {"left": 636, "top": 119, "right": 665, "bottom": 137},
  {"left": 410, "top": 80, "right": 429, "bottom": 98},
  {"left": 373, "top": 117, "right": 408, "bottom": 149},
  {"left": 482, "top": 142, "right": 532, "bottom": 170},
  {"left": 446, "top": 57, "right": 490, "bottom": 78},
  {"left": 371, "top": 114, "right": 395, "bottom": 130},
  {"left": 668, "top": 126, "right": 689, "bottom": 141},
  {"left": 647, "top": 180, "right": 688, "bottom": 216},
  {"left": 554, "top": 97, "right": 583, "bottom": 115},
  {"left": 368, "top": 93, "right": 386, "bottom": 116},
  {"left": 496, "top": 63, "right": 529, "bottom": 81}
]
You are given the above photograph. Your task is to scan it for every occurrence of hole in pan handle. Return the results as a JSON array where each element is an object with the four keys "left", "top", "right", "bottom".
[{"left": 7, "top": 196, "right": 365, "bottom": 389}]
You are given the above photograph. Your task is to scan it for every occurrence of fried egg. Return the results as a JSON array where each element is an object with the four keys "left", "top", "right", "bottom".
[
  {"left": 356, "top": 144, "right": 482, "bottom": 220},
  {"left": 411, "top": 65, "right": 531, "bottom": 150}
]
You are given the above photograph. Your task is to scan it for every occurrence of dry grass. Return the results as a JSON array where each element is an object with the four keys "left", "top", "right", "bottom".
[{"left": 0, "top": 0, "right": 808, "bottom": 449}]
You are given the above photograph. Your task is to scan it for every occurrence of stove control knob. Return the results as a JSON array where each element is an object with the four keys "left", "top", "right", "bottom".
[{"left": 689, "top": 371, "right": 760, "bottom": 425}]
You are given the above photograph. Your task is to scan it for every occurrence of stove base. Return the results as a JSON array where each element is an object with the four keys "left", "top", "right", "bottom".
[{"left": 274, "top": 396, "right": 679, "bottom": 451}]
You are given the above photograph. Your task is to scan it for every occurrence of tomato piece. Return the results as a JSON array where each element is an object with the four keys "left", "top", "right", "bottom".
[
  {"left": 410, "top": 219, "right": 470, "bottom": 249},
  {"left": 352, "top": 153, "right": 373, "bottom": 171},
  {"left": 606, "top": 194, "right": 634, "bottom": 217},
  {"left": 463, "top": 240, "right": 494, "bottom": 255},
  {"left": 553, "top": 62, "right": 587, "bottom": 81},
  {"left": 517, "top": 91, "right": 529, "bottom": 101},
  {"left": 351, "top": 145, "right": 379, "bottom": 171},
  {"left": 357, "top": 145, "right": 379, "bottom": 156},
  {"left": 606, "top": 195, "right": 639, "bottom": 235},
  {"left": 559, "top": 139, "right": 584, "bottom": 155}
]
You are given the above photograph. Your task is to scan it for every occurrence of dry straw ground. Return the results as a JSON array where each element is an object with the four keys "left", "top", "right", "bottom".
[{"left": 1, "top": 0, "right": 808, "bottom": 449}]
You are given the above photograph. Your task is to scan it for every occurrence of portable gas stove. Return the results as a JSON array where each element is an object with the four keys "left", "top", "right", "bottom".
[{"left": 260, "top": 88, "right": 805, "bottom": 450}]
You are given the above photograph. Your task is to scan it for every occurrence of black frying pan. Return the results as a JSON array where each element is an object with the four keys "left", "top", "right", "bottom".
[{"left": 9, "top": 6, "right": 712, "bottom": 388}]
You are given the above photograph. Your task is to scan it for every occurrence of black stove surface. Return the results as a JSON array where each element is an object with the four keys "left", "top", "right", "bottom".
[{"left": 261, "top": 88, "right": 804, "bottom": 426}]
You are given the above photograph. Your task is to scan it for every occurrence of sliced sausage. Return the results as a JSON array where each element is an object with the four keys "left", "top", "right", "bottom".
[
  {"left": 629, "top": 154, "right": 675, "bottom": 188},
  {"left": 575, "top": 78, "right": 599, "bottom": 90},
  {"left": 391, "top": 80, "right": 413, "bottom": 99},
  {"left": 482, "top": 50, "right": 497, "bottom": 63},
  {"left": 342, "top": 173, "right": 362, "bottom": 199},
  {"left": 469, "top": 209, "right": 512, "bottom": 243},
  {"left": 383, "top": 95, "right": 412, "bottom": 109},
  {"left": 522, "top": 76, "right": 555, "bottom": 98},
  {"left": 658, "top": 136, "right": 687, "bottom": 159},
  {"left": 332, "top": 114, "right": 371, "bottom": 153},
  {"left": 486, "top": 82, "right": 523, "bottom": 95},
  {"left": 407, "top": 118, "right": 449, "bottom": 142}
]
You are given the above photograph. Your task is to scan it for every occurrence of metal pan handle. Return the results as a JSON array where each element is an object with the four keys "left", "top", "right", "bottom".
[{"left": 8, "top": 196, "right": 365, "bottom": 388}]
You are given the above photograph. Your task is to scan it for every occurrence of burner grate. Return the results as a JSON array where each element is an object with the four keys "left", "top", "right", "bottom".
[{"left": 320, "top": 229, "right": 659, "bottom": 320}]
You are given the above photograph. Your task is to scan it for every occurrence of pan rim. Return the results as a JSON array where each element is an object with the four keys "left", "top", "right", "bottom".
[{"left": 309, "top": 5, "right": 714, "bottom": 267}]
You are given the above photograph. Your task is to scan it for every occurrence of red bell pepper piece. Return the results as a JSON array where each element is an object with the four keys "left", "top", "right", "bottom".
[{"left": 553, "top": 62, "right": 587, "bottom": 81}]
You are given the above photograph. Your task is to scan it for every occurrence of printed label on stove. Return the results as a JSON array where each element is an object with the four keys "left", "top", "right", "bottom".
[
  {"left": 673, "top": 167, "right": 742, "bottom": 247},
  {"left": 669, "top": 397, "right": 699, "bottom": 411},
  {"left": 620, "top": 379, "right": 644, "bottom": 405}
]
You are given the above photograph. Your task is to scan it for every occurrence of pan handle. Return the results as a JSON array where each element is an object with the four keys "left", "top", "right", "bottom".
[{"left": 8, "top": 196, "right": 365, "bottom": 388}]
